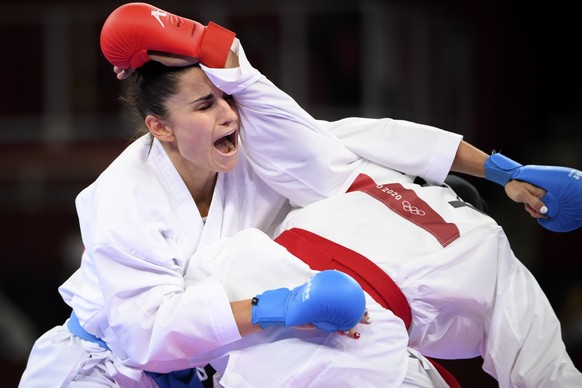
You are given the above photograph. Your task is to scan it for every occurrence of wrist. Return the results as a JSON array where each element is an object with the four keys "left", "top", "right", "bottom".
[
  {"left": 251, "top": 288, "right": 290, "bottom": 329},
  {"left": 484, "top": 153, "right": 523, "bottom": 186},
  {"left": 198, "top": 22, "right": 236, "bottom": 68},
  {"left": 231, "top": 299, "right": 262, "bottom": 337}
]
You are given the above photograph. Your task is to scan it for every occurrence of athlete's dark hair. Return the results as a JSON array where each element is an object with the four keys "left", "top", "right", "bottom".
[{"left": 121, "top": 61, "right": 200, "bottom": 139}]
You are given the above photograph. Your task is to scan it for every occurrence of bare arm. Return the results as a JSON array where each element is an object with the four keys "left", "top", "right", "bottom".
[
  {"left": 450, "top": 140, "right": 489, "bottom": 177},
  {"left": 230, "top": 300, "right": 261, "bottom": 336},
  {"left": 451, "top": 140, "right": 547, "bottom": 218}
]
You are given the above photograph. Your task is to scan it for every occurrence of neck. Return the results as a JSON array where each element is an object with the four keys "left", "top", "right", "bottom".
[
  {"left": 162, "top": 143, "right": 218, "bottom": 218},
  {"left": 188, "top": 172, "right": 217, "bottom": 218}
]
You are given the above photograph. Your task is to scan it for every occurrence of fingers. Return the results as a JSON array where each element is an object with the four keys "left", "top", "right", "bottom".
[
  {"left": 148, "top": 51, "right": 199, "bottom": 67},
  {"left": 112, "top": 52, "right": 198, "bottom": 81},
  {"left": 339, "top": 328, "right": 361, "bottom": 339},
  {"left": 525, "top": 200, "right": 548, "bottom": 218},
  {"left": 285, "top": 309, "right": 373, "bottom": 339},
  {"left": 361, "top": 309, "right": 372, "bottom": 324},
  {"left": 293, "top": 323, "right": 317, "bottom": 330},
  {"left": 338, "top": 309, "right": 372, "bottom": 340},
  {"left": 113, "top": 66, "right": 135, "bottom": 80},
  {"left": 522, "top": 191, "right": 548, "bottom": 218},
  {"left": 505, "top": 180, "right": 548, "bottom": 219}
]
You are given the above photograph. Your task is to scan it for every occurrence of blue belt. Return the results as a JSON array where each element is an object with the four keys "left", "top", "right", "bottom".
[
  {"left": 67, "top": 311, "right": 110, "bottom": 350},
  {"left": 67, "top": 310, "right": 202, "bottom": 388}
]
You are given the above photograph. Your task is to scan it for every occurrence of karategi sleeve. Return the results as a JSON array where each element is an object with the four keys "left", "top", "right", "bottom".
[
  {"left": 90, "top": 244, "right": 242, "bottom": 372},
  {"left": 202, "top": 40, "right": 463, "bottom": 208},
  {"left": 318, "top": 117, "right": 463, "bottom": 185},
  {"left": 66, "top": 148, "right": 243, "bottom": 372},
  {"left": 202, "top": 40, "right": 364, "bottom": 208}
]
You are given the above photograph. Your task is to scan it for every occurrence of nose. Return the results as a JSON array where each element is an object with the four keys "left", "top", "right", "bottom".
[{"left": 217, "top": 96, "right": 238, "bottom": 126}]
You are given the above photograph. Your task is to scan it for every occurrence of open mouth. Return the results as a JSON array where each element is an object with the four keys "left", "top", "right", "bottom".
[{"left": 213, "top": 130, "right": 237, "bottom": 154}]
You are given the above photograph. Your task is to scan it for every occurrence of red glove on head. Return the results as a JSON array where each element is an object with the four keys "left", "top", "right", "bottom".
[{"left": 100, "top": 2, "right": 235, "bottom": 69}]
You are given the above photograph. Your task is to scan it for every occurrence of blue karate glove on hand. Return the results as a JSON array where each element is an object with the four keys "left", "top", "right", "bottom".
[
  {"left": 251, "top": 270, "right": 366, "bottom": 332},
  {"left": 484, "top": 153, "right": 582, "bottom": 232}
]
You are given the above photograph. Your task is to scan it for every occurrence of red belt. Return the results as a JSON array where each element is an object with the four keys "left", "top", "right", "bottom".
[{"left": 275, "top": 227, "right": 461, "bottom": 388}]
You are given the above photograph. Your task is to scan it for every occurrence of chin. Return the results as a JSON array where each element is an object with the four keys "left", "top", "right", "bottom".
[{"left": 218, "top": 155, "right": 239, "bottom": 173}]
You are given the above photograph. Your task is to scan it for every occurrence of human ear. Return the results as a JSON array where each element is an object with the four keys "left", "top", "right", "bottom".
[{"left": 145, "top": 114, "right": 174, "bottom": 142}]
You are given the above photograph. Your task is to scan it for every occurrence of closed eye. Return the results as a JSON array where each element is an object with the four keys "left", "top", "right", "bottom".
[
  {"left": 192, "top": 93, "right": 215, "bottom": 111},
  {"left": 198, "top": 93, "right": 233, "bottom": 111},
  {"left": 197, "top": 102, "right": 213, "bottom": 111}
]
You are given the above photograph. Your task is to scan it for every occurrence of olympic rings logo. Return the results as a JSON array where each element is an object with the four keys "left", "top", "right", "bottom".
[{"left": 402, "top": 200, "right": 425, "bottom": 216}]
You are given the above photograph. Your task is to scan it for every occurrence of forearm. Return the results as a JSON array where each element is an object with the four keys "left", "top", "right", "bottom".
[
  {"left": 203, "top": 41, "right": 362, "bottom": 207},
  {"left": 231, "top": 299, "right": 262, "bottom": 336},
  {"left": 320, "top": 118, "right": 463, "bottom": 184},
  {"left": 450, "top": 140, "right": 489, "bottom": 178},
  {"left": 225, "top": 48, "right": 240, "bottom": 68}
]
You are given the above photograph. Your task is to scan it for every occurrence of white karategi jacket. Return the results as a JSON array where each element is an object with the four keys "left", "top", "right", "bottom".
[{"left": 19, "top": 40, "right": 464, "bottom": 387}]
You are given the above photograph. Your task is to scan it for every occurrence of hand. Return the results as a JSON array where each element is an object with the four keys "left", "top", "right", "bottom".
[
  {"left": 340, "top": 309, "right": 372, "bottom": 339},
  {"left": 296, "top": 309, "right": 372, "bottom": 340},
  {"left": 485, "top": 153, "right": 582, "bottom": 232},
  {"left": 504, "top": 180, "right": 548, "bottom": 218},
  {"left": 101, "top": 2, "right": 234, "bottom": 70},
  {"left": 252, "top": 270, "right": 367, "bottom": 334},
  {"left": 113, "top": 52, "right": 198, "bottom": 80}
]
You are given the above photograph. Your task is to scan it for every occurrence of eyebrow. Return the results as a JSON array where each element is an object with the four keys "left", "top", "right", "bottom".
[{"left": 191, "top": 93, "right": 214, "bottom": 104}]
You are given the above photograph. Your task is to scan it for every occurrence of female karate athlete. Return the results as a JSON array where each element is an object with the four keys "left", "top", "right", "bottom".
[{"left": 20, "top": 3, "right": 581, "bottom": 387}]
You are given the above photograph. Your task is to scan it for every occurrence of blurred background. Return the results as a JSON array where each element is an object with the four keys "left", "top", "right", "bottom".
[{"left": 0, "top": 0, "right": 580, "bottom": 386}]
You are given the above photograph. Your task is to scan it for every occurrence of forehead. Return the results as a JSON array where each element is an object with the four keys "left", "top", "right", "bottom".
[{"left": 173, "top": 66, "right": 217, "bottom": 100}]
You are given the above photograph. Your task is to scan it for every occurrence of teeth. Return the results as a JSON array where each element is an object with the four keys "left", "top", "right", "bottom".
[
  {"left": 226, "top": 130, "right": 236, "bottom": 152},
  {"left": 213, "top": 130, "right": 236, "bottom": 154}
]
